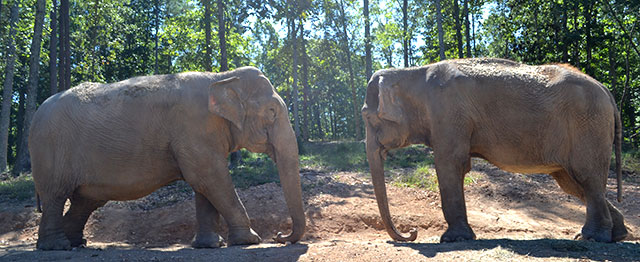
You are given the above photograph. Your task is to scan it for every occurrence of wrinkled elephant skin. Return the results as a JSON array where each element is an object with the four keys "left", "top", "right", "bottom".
[
  {"left": 29, "top": 67, "right": 305, "bottom": 250},
  {"left": 362, "top": 58, "right": 627, "bottom": 243}
]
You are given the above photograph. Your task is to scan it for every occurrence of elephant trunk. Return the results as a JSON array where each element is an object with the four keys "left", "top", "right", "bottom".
[
  {"left": 366, "top": 125, "right": 417, "bottom": 242},
  {"left": 271, "top": 117, "right": 305, "bottom": 243}
]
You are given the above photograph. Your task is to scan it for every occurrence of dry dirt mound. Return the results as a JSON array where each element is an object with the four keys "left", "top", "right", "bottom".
[{"left": 1, "top": 163, "right": 640, "bottom": 261}]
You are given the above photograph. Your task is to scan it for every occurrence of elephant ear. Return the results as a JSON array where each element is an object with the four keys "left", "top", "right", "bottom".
[
  {"left": 377, "top": 76, "right": 404, "bottom": 123},
  {"left": 209, "top": 76, "right": 245, "bottom": 131}
]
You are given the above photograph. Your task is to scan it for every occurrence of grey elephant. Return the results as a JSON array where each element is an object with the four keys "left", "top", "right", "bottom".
[
  {"left": 362, "top": 58, "right": 627, "bottom": 243},
  {"left": 29, "top": 67, "right": 305, "bottom": 250}
]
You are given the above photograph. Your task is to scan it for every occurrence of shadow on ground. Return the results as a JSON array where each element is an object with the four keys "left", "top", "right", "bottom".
[
  {"left": 393, "top": 238, "right": 640, "bottom": 262},
  {"left": 0, "top": 243, "right": 309, "bottom": 262}
]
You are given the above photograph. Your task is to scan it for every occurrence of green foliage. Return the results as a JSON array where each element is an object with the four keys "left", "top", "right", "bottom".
[
  {"left": 392, "top": 163, "right": 477, "bottom": 191},
  {"left": 386, "top": 144, "right": 434, "bottom": 168},
  {"left": 0, "top": 174, "right": 35, "bottom": 201},
  {"left": 230, "top": 149, "right": 279, "bottom": 189},
  {"left": 1, "top": 0, "right": 640, "bottom": 174},
  {"left": 300, "top": 141, "right": 367, "bottom": 172},
  {"left": 392, "top": 164, "right": 439, "bottom": 191}
]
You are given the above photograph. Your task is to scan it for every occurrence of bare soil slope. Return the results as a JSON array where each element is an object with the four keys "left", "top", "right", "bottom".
[{"left": 1, "top": 162, "right": 639, "bottom": 261}]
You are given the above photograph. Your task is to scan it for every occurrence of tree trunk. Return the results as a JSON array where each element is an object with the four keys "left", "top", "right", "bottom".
[
  {"left": 364, "top": 0, "right": 372, "bottom": 80},
  {"left": 203, "top": 0, "right": 212, "bottom": 71},
  {"left": 289, "top": 6, "right": 300, "bottom": 138},
  {"left": 402, "top": 0, "right": 408, "bottom": 67},
  {"left": 0, "top": 3, "right": 19, "bottom": 172},
  {"left": 13, "top": 0, "right": 46, "bottom": 175},
  {"left": 338, "top": 0, "right": 361, "bottom": 139},
  {"left": 59, "top": 0, "right": 70, "bottom": 90},
  {"left": 435, "top": 0, "right": 445, "bottom": 60},
  {"left": 561, "top": 5, "right": 568, "bottom": 62},
  {"left": 217, "top": 0, "right": 228, "bottom": 71},
  {"left": 572, "top": 4, "right": 580, "bottom": 68},
  {"left": 454, "top": 0, "right": 462, "bottom": 58},
  {"left": 300, "top": 18, "right": 310, "bottom": 142},
  {"left": 49, "top": 0, "right": 58, "bottom": 95},
  {"left": 609, "top": 42, "right": 617, "bottom": 99},
  {"left": 463, "top": 0, "right": 471, "bottom": 57},
  {"left": 89, "top": 0, "right": 99, "bottom": 80},
  {"left": 471, "top": 10, "right": 476, "bottom": 56},
  {"left": 313, "top": 99, "right": 323, "bottom": 140},
  {"left": 154, "top": 0, "right": 159, "bottom": 74},
  {"left": 584, "top": 0, "right": 593, "bottom": 75}
]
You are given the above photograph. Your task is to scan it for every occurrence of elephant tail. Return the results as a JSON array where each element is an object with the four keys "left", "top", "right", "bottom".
[
  {"left": 36, "top": 193, "right": 42, "bottom": 213},
  {"left": 615, "top": 106, "right": 623, "bottom": 202}
]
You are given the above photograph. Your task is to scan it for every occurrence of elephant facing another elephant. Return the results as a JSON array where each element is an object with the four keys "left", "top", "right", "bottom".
[
  {"left": 362, "top": 58, "right": 628, "bottom": 243},
  {"left": 29, "top": 67, "right": 305, "bottom": 250}
]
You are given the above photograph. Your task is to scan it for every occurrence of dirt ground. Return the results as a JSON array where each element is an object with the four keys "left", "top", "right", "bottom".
[{"left": 1, "top": 161, "right": 639, "bottom": 261}]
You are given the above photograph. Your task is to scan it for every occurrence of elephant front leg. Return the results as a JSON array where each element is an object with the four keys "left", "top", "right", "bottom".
[
  {"left": 192, "top": 192, "right": 224, "bottom": 248},
  {"left": 181, "top": 155, "right": 261, "bottom": 246},
  {"left": 433, "top": 143, "right": 476, "bottom": 243}
]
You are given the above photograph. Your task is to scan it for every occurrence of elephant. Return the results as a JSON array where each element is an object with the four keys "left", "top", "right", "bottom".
[
  {"left": 362, "top": 58, "right": 628, "bottom": 243},
  {"left": 28, "top": 67, "right": 305, "bottom": 250}
]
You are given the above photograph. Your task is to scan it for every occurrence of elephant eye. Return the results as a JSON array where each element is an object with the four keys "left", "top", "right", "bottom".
[{"left": 267, "top": 107, "right": 277, "bottom": 123}]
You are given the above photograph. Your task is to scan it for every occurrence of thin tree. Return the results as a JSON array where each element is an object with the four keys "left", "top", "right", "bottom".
[
  {"left": 13, "top": 0, "right": 46, "bottom": 175},
  {"left": 463, "top": 0, "right": 471, "bottom": 57},
  {"left": 217, "top": 0, "right": 228, "bottom": 71},
  {"left": 435, "top": 0, "right": 445, "bottom": 60},
  {"left": 50, "top": 0, "right": 58, "bottom": 95},
  {"left": 59, "top": 0, "right": 70, "bottom": 90},
  {"left": 364, "top": 0, "right": 372, "bottom": 80},
  {"left": 203, "top": 0, "right": 213, "bottom": 71},
  {"left": 0, "top": 2, "right": 19, "bottom": 172},
  {"left": 300, "top": 18, "right": 311, "bottom": 141},
  {"left": 337, "top": 0, "right": 360, "bottom": 139},
  {"left": 402, "top": 0, "right": 408, "bottom": 67},
  {"left": 289, "top": 1, "right": 301, "bottom": 138},
  {"left": 453, "top": 0, "right": 462, "bottom": 58},
  {"left": 154, "top": 0, "right": 160, "bottom": 74}
]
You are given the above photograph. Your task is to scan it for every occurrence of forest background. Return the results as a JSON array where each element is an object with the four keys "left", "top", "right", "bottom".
[{"left": 0, "top": 0, "right": 638, "bottom": 176}]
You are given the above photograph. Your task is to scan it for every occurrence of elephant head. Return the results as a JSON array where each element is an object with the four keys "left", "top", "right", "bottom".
[
  {"left": 362, "top": 72, "right": 425, "bottom": 241},
  {"left": 209, "top": 68, "right": 305, "bottom": 243}
]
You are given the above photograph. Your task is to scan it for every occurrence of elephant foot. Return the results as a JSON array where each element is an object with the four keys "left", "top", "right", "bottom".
[
  {"left": 68, "top": 237, "right": 87, "bottom": 248},
  {"left": 612, "top": 224, "right": 629, "bottom": 242},
  {"left": 440, "top": 226, "right": 476, "bottom": 243},
  {"left": 192, "top": 232, "right": 224, "bottom": 248},
  {"left": 227, "top": 227, "right": 261, "bottom": 246},
  {"left": 37, "top": 232, "right": 72, "bottom": 250},
  {"left": 579, "top": 226, "right": 613, "bottom": 243}
]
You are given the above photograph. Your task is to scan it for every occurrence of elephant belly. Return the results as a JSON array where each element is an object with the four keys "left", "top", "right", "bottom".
[
  {"left": 76, "top": 166, "right": 182, "bottom": 201},
  {"left": 493, "top": 163, "right": 563, "bottom": 174},
  {"left": 472, "top": 150, "right": 563, "bottom": 174}
]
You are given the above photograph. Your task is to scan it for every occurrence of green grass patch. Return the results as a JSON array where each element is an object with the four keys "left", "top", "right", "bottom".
[
  {"left": 300, "top": 141, "right": 368, "bottom": 172},
  {"left": 386, "top": 144, "right": 434, "bottom": 168},
  {"left": 230, "top": 149, "right": 279, "bottom": 189},
  {"left": 620, "top": 151, "right": 640, "bottom": 173},
  {"left": 0, "top": 174, "right": 35, "bottom": 201},
  {"left": 230, "top": 142, "right": 437, "bottom": 188},
  {"left": 300, "top": 142, "right": 435, "bottom": 172},
  {"left": 392, "top": 164, "right": 477, "bottom": 191}
]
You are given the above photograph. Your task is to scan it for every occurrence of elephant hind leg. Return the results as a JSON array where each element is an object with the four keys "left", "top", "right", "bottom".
[
  {"left": 63, "top": 192, "right": 106, "bottom": 247},
  {"left": 36, "top": 194, "right": 71, "bottom": 250},
  {"left": 607, "top": 201, "right": 628, "bottom": 241},
  {"left": 551, "top": 169, "right": 616, "bottom": 242},
  {"left": 550, "top": 170, "right": 585, "bottom": 201}
]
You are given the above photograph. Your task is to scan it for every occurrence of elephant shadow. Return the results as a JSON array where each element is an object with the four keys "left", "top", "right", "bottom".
[
  {"left": 2, "top": 243, "right": 309, "bottom": 261},
  {"left": 392, "top": 239, "right": 640, "bottom": 262}
]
